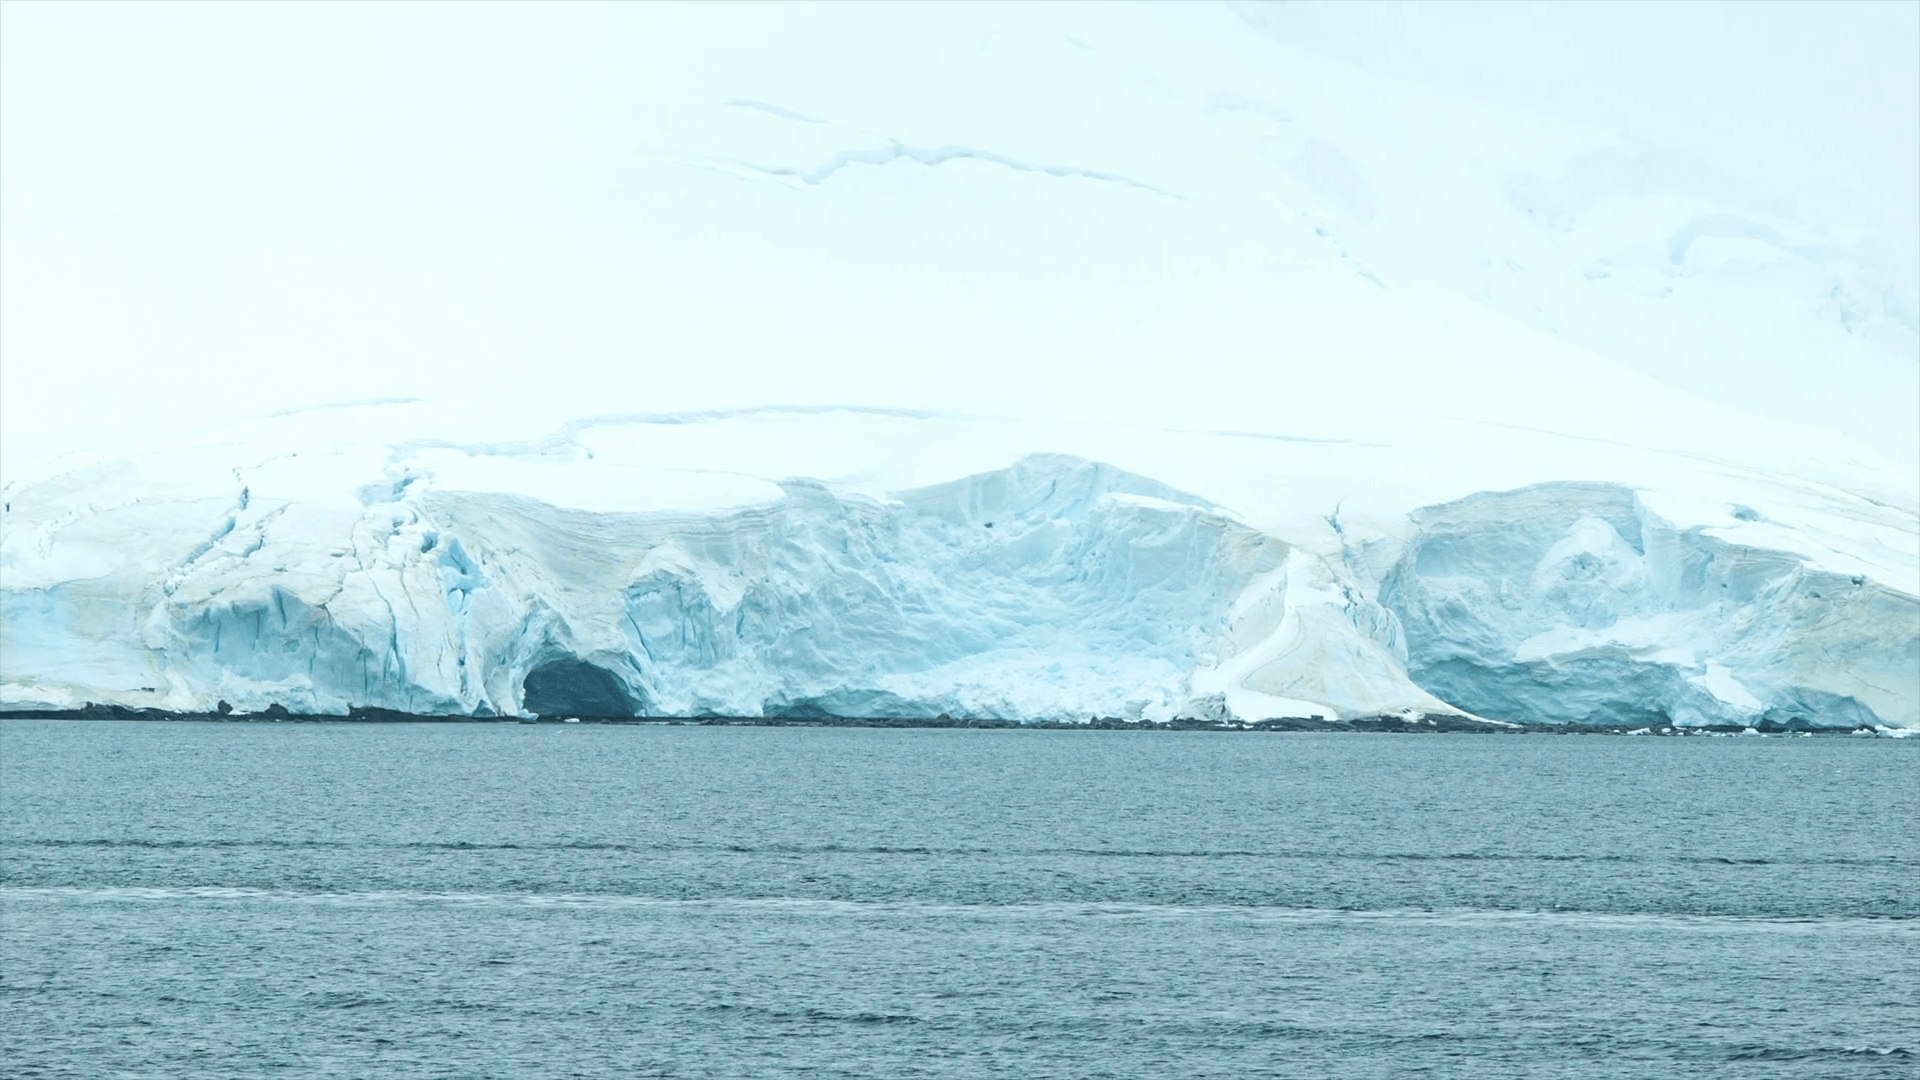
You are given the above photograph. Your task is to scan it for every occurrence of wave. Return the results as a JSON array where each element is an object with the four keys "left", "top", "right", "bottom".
[
  {"left": 2, "top": 837, "right": 1904, "bottom": 867},
  {"left": 4, "top": 885, "right": 1914, "bottom": 930}
]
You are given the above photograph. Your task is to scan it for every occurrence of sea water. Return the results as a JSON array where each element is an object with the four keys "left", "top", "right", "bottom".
[{"left": 2, "top": 721, "right": 1914, "bottom": 1078}]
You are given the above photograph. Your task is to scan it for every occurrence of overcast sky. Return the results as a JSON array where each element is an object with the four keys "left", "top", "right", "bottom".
[{"left": 3, "top": 0, "right": 1916, "bottom": 473}]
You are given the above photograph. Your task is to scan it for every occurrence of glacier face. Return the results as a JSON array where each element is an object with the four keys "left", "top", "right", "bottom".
[
  {"left": 2, "top": 450, "right": 1914, "bottom": 729},
  {"left": 1380, "top": 484, "right": 1919, "bottom": 730},
  {"left": 0, "top": 455, "right": 1459, "bottom": 723}
]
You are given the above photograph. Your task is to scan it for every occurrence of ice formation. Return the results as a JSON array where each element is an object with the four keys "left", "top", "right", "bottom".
[
  {"left": 4, "top": 439, "right": 1913, "bottom": 728},
  {"left": 1383, "top": 485, "right": 1917, "bottom": 729},
  {"left": 0, "top": 455, "right": 1445, "bottom": 722},
  {"left": 2, "top": 3, "right": 1915, "bottom": 727}
]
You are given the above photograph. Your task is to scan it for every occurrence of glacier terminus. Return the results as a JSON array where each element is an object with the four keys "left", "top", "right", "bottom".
[{"left": 5, "top": 432, "right": 1914, "bottom": 730}]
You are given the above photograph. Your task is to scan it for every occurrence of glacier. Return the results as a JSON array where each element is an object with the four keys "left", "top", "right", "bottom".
[
  {"left": 1, "top": 2, "right": 1916, "bottom": 728},
  {"left": 3, "top": 436, "right": 1914, "bottom": 729},
  {"left": 1382, "top": 484, "right": 1917, "bottom": 729},
  {"left": 2, "top": 453, "right": 1455, "bottom": 723}
]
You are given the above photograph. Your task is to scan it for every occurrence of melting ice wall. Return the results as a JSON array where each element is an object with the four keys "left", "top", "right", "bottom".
[
  {"left": 2, "top": 454, "right": 1913, "bottom": 728},
  {"left": 0, "top": 456, "right": 1444, "bottom": 723},
  {"left": 1381, "top": 484, "right": 1919, "bottom": 729}
]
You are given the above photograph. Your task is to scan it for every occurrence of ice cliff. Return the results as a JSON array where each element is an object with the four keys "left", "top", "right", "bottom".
[
  {"left": 1, "top": 455, "right": 1450, "bottom": 723},
  {"left": 3, "top": 448, "right": 1914, "bottom": 728},
  {"left": 1383, "top": 484, "right": 1917, "bottom": 729}
]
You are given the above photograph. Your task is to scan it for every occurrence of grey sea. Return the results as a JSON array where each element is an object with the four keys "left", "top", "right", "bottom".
[{"left": 1, "top": 721, "right": 1914, "bottom": 1079}]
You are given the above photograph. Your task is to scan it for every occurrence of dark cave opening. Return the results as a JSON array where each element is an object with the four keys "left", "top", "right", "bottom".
[{"left": 521, "top": 659, "right": 641, "bottom": 718}]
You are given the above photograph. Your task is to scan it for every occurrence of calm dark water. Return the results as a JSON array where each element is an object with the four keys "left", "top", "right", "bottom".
[{"left": 2, "top": 722, "right": 1914, "bottom": 1079}]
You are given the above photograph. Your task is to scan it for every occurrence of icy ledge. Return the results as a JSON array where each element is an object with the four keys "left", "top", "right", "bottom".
[{"left": 2, "top": 456, "right": 1914, "bottom": 728}]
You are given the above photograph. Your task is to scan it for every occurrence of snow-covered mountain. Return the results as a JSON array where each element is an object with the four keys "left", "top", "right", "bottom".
[{"left": 2, "top": 3, "right": 1915, "bottom": 727}]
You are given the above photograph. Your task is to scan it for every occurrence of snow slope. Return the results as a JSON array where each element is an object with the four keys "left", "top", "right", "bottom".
[{"left": 2, "top": 3, "right": 1915, "bottom": 726}]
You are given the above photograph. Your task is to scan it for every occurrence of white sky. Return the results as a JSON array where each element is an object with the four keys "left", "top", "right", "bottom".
[{"left": 3, "top": 0, "right": 1916, "bottom": 474}]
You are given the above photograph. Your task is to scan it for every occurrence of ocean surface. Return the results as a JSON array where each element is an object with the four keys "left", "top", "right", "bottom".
[{"left": 1, "top": 721, "right": 1914, "bottom": 1079}]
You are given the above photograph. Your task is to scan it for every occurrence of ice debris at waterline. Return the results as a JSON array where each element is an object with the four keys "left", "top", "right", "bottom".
[{"left": 3, "top": 454, "right": 1913, "bottom": 730}]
